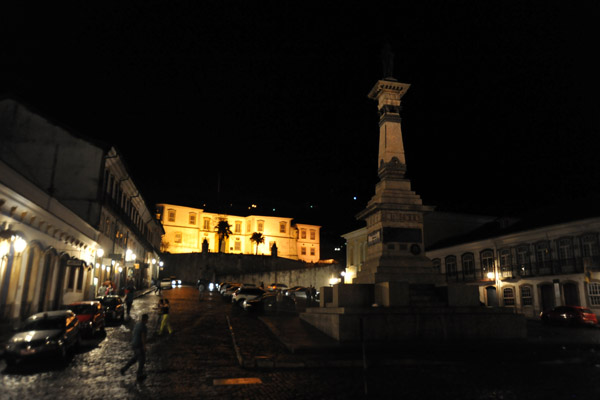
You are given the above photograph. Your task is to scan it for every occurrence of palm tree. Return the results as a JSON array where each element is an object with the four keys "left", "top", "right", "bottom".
[
  {"left": 215, "top": 219, "right": 232, "bottom": 253},
  {"left": 250, "top": 232, "right": 264, "bottom": 255}
]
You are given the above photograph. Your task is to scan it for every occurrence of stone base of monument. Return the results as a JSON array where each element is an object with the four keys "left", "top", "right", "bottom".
[{"left": 300, "top": 283, "right": 526, "bottom": 343}]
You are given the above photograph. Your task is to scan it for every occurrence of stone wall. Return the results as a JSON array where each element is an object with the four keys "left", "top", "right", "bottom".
[{"left": 160, "top": 252, "right": 344, "bottom": 289}]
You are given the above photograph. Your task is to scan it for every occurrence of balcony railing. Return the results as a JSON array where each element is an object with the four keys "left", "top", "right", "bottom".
[{"left": 446, "top": 257, "right": 591, "bottom": 283}]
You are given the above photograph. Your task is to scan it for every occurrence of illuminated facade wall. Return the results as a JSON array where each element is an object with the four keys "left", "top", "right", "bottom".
[
  {"left": 157, "top": 203, "right": 321, "bottom": 262},
  {"left": 0, "top": 99, "right": 163, "bottom": 311}
]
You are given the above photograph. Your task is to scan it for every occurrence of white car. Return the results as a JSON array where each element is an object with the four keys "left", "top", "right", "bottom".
[
  {"left": 231, "top": 287, "right": 266, "bottom": 305},
  {"left": 160, "top": 278, "right": 172, "bottom": 290}
]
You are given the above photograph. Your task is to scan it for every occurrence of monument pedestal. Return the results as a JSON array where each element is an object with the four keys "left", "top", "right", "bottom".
[
  {"left": 300, "top": 283, "right": 527, "bottom": 343},
  {"left": 301, "top": 74, "right": 526, "bottom": 342}
]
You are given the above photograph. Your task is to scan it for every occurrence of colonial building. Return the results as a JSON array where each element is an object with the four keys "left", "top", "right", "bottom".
[
  {"left": 156, "top": 203, "right": 321, "bottom": 263},
  {"left": 0, "top": 98, "right": 163, "bottom": 322},
  {"left": 426, "top": 203, "right": 600, "bottom": 319},
  {"left": 343, "top": 205, "right": 600, "bottom": 319}
]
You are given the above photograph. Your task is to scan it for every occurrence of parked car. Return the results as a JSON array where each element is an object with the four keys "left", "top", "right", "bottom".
[
  {"left": 231, "top": 287, "right": 266, "bottom": 305},
  {"left": 267, "top": 283, "right": 288, "bottom": 292},
  {"left": 219, "top": 282, "right": 240, "bottom": 296},
  {"left": 65, "top": 301, "right": 105, "bottom": 337},
  {"left": 242, "top": 293, "right": 296, "bottom": 314},
  {"left": 222, "top": 283, "right": 242, "bottom": 299},
  {"left": 160, "top": 278, "right": 173, "bottom": 290},
  {"left": 4, "top": 310, "right": 81, "bottom": 366},
  {"left": 96, "top": 295, "right": 125, "bottom": 322},
  {"left": 540, "top": 305, "right": 598, "bottom": 326}
]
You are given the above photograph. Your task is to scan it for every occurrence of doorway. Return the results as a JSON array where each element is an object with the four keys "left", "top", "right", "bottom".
[
  {"left": 563, "top": 282, "right": 580, "bottom": 306},
  {"left": 540, "top": 283, "right": 555, "bottom": 312},
  {"left": 485, "top": 286, "right": 498, "bottom": 306}
]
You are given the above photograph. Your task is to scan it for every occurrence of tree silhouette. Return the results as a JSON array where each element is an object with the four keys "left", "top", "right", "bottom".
[
  {"left": 215, "top": 220, "right": 232, "bottom": 253},
  {"left": 250, "top": 232, "right": 265, "bottom": 255}
]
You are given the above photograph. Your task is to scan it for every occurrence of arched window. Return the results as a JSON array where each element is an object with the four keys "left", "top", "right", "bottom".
[
  {"left": 520, "top": 285, "right": 533, "bottom": 306},
  {"left": 503, "top": 287, "right": 515, "bottom": 306},
  {"left": 462, "top": 253, "right": 475, "bottom": 276},
  {"left": 481, "top": 250, "right": 495, "bottom": 279},
  {"left": 445, "top": 256, "right": 457, "bottom": 279},
  {"left": 432, "top": 258, "right": 441, "bottom": 274}
]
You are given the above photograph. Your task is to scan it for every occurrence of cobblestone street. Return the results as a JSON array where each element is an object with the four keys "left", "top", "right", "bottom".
[{"left": 4, "top": 286, "right": 600, "bottom": 399}]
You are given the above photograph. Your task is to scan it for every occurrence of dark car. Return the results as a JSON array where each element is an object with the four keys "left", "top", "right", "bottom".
[
  {"left": 4, "top": 310, "right": 81, "bottom": 366},
  {"left": 540, "top": 305, "right": 598, "bottom": 326},
  {"left": 242, "top": 293, "right": 296, "bottom": 314},
  {"left": 65, "top": 301, "right": 105, "bottom": 337},
  {"left": 96, "top": 295, "right": 125, "bottom": 322}
]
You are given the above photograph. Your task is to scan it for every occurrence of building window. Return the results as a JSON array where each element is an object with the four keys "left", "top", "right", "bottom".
[
  {"left": 588, "top": 282, "right": 600, "bottom": 306},
  {"left": 301, "top": 229, "right": 307, "bottom": 239},
  {"left": 521, "top": 285, "right": 533, "bottom": 306},
  {"left": 310, "top": 248, "right": 315, "bottom": 256},
  {"left": 76, "top": 266, "right": 84, "bottom": 291},
  {"left": 234, "top": 239, "right": 241, "bottom": 251},
  {"left": 174, "top": 232, "right": 182, "bottom": 244},
  {"left": 280, "top": 222, "right": 286, "bottom": 233},
  {"left": 189, "top": 213, "right": 197, "bottom": 225},
  {"left": 499, "top": 249, "right": 512, "bottom": 278},
  {"left": 503, "top": 287, "right": 515, "bottom": 306},
  {"left": 257, "top": 220, "right": 264, "bottom": 232},
  {"left": 301, "top": 247, "right": 306, "bottom": 255},
  {"left": 582, "top": 234, "right": 599, "bottom": 258},
  {"left": 481, "top": 250, "right": 494, "bottom": 279},
  {"left": 462, "top": 253, "right": 474, "bottom": 276},
  {"left": 235, "top": 221, "right": 242, "bottom": 234},
  {"left": 203, "top": 218, "right": 211, "bottom": 230},
  {"left": 168, "top": 209, "right": 176, "bottom": 222},
  {"left": 432, "top": 258, "right": 441, "bottom": 274},
  {"left": 445, "top": 256, "right": 457, "bottom": 278},
  {"left": 67, "top": 266, "right": 76, "bottom": 290},
  {"left": 310, "top": 229, "right": 316, "bottom": 240},
  {"left": 516, "top": 246, "right": 531, "bottom": 276},
  {"left": 535, "top": 241, "right": 551, "bottom": 272}
]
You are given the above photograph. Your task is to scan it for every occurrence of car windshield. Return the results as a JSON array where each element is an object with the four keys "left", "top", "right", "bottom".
[
  {"left": 22, "top": 318, "right": 64, "bottom": 331},
  {"left": 68, "top": 305, "right": 95, "bottom": 314}
]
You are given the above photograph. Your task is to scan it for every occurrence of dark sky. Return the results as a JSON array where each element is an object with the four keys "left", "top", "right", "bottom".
[{"left": 2, "top": 1, "right": 599, "bottom": 243}]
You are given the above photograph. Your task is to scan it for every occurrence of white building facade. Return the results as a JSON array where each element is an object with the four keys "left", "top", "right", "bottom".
[{"left": 0, "top": 99, "right": 163, "bottom": 322}]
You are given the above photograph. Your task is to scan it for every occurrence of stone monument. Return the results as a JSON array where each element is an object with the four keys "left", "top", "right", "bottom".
[{"left": 300, "top": 49, "right": 526, "bottom": 343}]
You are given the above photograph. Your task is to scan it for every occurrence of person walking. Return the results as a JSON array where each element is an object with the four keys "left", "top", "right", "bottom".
[
  {"left": 155, "top": 279, "right": 162, "bottom": 296},
  {"left": 158, "top": 298, "right": 172, "bottom": 336},
  {"left": 125, "top": 282, "right": 135, "bottom": 318},
  {"left": 120, "top": 313, "right": 148, "bottom": 381}
]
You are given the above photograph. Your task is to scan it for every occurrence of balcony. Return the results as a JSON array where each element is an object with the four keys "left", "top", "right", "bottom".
[{"left": 445, "top": 257, "right": 589, "bottom": 283}]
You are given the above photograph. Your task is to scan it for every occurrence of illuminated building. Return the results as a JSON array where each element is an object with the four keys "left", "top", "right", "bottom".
[{"left": 156, "top": 203, "right": 321, "bottom": 263}]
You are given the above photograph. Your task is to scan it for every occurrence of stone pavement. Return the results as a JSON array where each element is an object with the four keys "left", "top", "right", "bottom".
[{"left": 3, "top": 286, "right": 600, "bottom": 399}]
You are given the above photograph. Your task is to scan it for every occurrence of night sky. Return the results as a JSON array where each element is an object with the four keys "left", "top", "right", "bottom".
[{"left": 2, "top": 2, "right": 599, "bottom": 250}]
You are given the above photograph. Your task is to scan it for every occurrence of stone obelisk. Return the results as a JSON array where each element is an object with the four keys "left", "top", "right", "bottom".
[{"left": 354, "top": 50, "right": 442, "bottom": 285}]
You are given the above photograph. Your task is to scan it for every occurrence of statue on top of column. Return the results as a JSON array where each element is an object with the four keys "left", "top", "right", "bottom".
[{"left": 381, "top": 43, "right": 395, "bottom": 79}]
